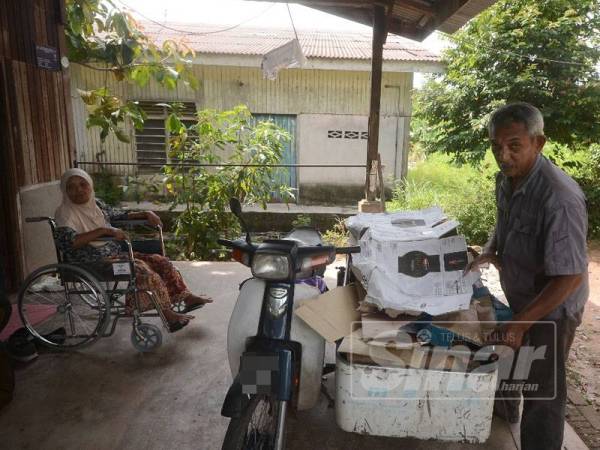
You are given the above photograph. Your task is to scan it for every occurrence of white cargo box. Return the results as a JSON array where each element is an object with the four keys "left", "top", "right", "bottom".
[{"left": 335, "top": 353, "right": 497, "bottom": 443}]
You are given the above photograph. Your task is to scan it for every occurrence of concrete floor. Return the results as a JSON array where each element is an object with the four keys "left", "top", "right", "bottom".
[{"left": 0, "top": 262, "right": 588, "bottom": 450}]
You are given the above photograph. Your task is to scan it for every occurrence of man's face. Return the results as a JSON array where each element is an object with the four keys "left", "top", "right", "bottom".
[{"left": 490, "top": 121, "right": 546, "bottom": 181}]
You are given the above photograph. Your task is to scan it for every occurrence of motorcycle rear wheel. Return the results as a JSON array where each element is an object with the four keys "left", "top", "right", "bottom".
[{"left": 222, "top": 395, "right": 284, "bottom": 450}]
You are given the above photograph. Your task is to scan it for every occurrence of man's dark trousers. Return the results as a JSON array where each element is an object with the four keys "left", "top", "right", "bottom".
[{"left": 520, "top": 309, "right": 582, "bottom": 450}]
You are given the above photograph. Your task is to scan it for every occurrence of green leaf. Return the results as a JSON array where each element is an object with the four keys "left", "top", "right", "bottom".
[
  {"left": 114, "top": 128, "right": 130, "bottom": 143},
  {"left": 167, "top": 113, "right": 183, "bottom": 133}
]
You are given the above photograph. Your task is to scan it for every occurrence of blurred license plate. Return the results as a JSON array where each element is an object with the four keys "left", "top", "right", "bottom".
[{"left": 240, "top": 353, "right": 279, "bottom": 395}]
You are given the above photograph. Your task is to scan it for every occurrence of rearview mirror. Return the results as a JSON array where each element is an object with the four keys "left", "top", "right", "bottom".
[
  {"left": 229, "top": 198, "right": 243, "bottom": 217},
  {"left": 229, "top": 198, "right": 251, "bottom": 245}
]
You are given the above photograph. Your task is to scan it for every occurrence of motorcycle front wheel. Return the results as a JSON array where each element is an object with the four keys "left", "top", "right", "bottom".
[{"left": 222, "top": 395, "right": 286, "bottom": 450}]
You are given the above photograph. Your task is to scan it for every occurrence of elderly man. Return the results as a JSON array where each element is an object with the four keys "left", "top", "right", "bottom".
[{"left": 468, "top": 102, "right": 589, "bottom": 450}]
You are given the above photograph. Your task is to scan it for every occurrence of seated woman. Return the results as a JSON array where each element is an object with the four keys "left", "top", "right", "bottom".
[{"left": 54, "top": 168, "right": 212, "bottom": 332}]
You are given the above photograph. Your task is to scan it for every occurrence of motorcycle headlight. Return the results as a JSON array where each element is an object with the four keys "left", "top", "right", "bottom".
[{"left": 251, "top": 253, "right": 292, "bottom": 280}]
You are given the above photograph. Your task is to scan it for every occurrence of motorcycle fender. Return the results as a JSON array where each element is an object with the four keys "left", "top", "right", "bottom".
[
  {"left": 221, "top": 374, "right": 250, "bottom": 418},
  {"left": 227, "top": 279, "right": 325, "bottom": 410}
]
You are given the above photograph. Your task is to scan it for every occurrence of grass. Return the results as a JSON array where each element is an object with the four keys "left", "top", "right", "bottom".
[{"left": 387, "top": 152, "right": 498, "bottom": 245}]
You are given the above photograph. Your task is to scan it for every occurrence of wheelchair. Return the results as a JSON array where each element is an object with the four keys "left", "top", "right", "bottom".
[{"left": 18, "top": 217, "right": 184, "bottom": 352}]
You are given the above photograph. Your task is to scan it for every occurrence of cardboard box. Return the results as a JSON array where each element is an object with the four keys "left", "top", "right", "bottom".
[
  {"left": 338, "top": 329, "right": 423, "bottom": 368},
  {"left": 360, "top": 311, "right": 415, "bottom": 340},
  {"left": 430, "top": 296, "right": 496, "bottom": 346},
  {"left": 294, "top": 284, "right": 361, "bottom": 343}
]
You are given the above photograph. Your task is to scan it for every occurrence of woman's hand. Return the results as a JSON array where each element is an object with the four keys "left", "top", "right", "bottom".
[
  {"left": 73, "top": 227, "right": 127, "bottom": 248},
  {"left": 145, "top": 211, "right": 163, "bottom": 228},
  {"left": 106, "top": 227, "right": 128, "bottom": 241},
  {"left": 463, "top": 252, "right": 502, "bottom": 275}
]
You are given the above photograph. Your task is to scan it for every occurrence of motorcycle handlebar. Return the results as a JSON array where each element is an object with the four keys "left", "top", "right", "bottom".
[
  {"left": 218, "top": 238, "right": 360, "bottom": 257},
  {"left": 335, "top": 246, "right": 360, "bottom": 255},
  {"left": 218, "top": 238, "right": 255, "bottom": 252}
]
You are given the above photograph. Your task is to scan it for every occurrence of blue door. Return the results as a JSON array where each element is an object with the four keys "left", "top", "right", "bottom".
[{"left": 252, "top": 114, "right": 297, "bottom": 202}]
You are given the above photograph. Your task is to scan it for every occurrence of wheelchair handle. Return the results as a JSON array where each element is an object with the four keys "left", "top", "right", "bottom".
[{"left": 26, "top": 216, "right": 53, "bottom": 223}]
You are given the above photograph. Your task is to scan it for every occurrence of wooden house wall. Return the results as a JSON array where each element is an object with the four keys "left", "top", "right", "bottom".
[{"left": 0, "top": 0, "right": 74, "bottom": 289}]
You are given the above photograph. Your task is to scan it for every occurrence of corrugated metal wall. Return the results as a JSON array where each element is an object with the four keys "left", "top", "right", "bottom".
[
  {"left": 71, "top": 64, "right": 412, "bottom": 175},
  {"left": 0, "top": 0, "right": 74, "bottom": 289},
  {"left": 197, "top": 66, "right": 411, "bottom": 116}
]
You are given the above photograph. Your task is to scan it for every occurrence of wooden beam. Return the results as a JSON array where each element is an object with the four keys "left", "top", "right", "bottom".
[
  {"left": 365, "top": 3, "right": 387, "bottom": 201},
  {"left": 415, "top": 0, "right": 468, "bottom": 39},
  {"left": 386, "top": 16, "right": 421, "bottom": 39},
  {"left": 295, "top": 1, "right": 376, "bottom": 7},
  {"left": 395, "top": 0, "right": 435, "bottom": 16},
  {"left": 256, "top": 0, "right": 389, "bottom": 7}
]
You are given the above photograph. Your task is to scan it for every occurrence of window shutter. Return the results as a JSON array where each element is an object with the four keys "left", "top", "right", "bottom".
[{"left": 134, "top": 102, "right": 197, "bottom": 173}]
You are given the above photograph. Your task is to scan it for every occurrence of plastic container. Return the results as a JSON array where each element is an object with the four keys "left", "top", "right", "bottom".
[{"left": 335, "top": 353, "right": 497, "bottom": 443}]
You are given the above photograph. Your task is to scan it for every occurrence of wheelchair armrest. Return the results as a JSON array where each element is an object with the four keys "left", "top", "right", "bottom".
[
  {"left": 26, "top": 216, "right": 53, "bottom": 223},
  {"left": 94, "top": 236, "right": 130, "bottom": 242},
  {"left": 111, "top": 220, "right": 162, "bottom": 231},
  {"left": 93, "top": 237, "right": 135, "bottom": 259},
  {"left": 111, "top": 219, "right": 149, "bottom": 226},
  {"left": 108, "top": 221, "right": 165, "bottom": 256}
]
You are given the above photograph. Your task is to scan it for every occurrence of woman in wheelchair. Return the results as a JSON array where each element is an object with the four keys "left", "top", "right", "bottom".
[{"left": 53, "top": 168, "right": 212, "bottom": 333}]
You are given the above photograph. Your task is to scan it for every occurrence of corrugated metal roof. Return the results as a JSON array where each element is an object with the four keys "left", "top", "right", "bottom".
[{"left": 141, "top": 23, "right": 440, "bottom": 63}]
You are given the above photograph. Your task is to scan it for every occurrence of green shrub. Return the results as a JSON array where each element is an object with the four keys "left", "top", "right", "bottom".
[
  {"left": 390, "top": 146, "right": 600, "bottom": 244},
  {"left": 584, "top": 145, "right": 600, "bottom": 239},
  {"left": 91, "top": 171, "right": 123, "bottom": 206},
  {"left": 322, "top": 217, "right": 349, "bottom": 247},
  {"left": 162, "top": 104, "right": 294, "bottom": 260},
  {"left": 388, "top": 153, "right": 496, "bottom": 245},
  {"left": 292, "top": 214, "right": 312, "bottom": 228}
]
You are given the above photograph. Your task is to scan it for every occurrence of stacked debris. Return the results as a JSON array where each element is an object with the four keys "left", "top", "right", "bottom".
[
  {"left": 341, "top": 207, "right": 512, "bottom": 369},
  {"left": 294, "top": 207, "right": 512, "bottom": 442}
]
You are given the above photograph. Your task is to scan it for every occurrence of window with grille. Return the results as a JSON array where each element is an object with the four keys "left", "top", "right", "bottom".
[{"left": 134, "top": 101, "right": 197, "bottom": 173}]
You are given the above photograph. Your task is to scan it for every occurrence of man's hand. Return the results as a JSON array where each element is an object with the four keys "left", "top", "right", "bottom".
[
  {"left": 486, "top": 322, "right": 526, "bottom": 350},
  {"left": 463, "top": 252, "right": 502, "bottom": 275},
  {"left": 145, "top": 211, "right": 163, "bottom": 228}
]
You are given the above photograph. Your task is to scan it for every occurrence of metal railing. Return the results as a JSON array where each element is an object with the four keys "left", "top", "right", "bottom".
[{"left": 75, "top": 161, "right": 367, "bottom": 169}]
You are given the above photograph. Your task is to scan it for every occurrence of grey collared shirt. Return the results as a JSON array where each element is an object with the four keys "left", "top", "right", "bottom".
[{"left": 493, "top": 154, "right": 589, "bottom": 319}]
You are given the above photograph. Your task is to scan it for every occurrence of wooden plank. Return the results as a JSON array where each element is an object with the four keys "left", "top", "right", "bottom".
[
  {"left": 47, "top": 72, "right": 62, "bottom": 177},
  {"left": 0, "top": 0, "right": 9, "bottom": 57},
  {"left": 32, "top": 5, "right": 53, "bottom": 181},
  {"left": 377, "top": 152, "right": 385, "bottom": 210},
  {"left": 0, "top": 60, "right": 25, "bottom": 287},
  {"left": 56, "top": 0, "right": 76, "bottom": 169},
  {"left": 24, "top": 0, "right": 37, "bottom": 65},
  {"left": 55, "top": 73, "right": 70, "bottom": 173},
  {"left": 417, "top": 0, "right": 468, "bottom": 40},
  {"left": 27, "top": 63, "right": 49, "bottom": 183},
  {"left": 21, "top": 63, "right": 38, "bottom": 185},
  {"left": 51, "top": 70, "right": 66, "bottom": 172},
  {"left": 12, "top": 63, "right": 32, "bottom": 187},
  {"left": 365, "top": 4, "right": 387, "bottom": 200}
]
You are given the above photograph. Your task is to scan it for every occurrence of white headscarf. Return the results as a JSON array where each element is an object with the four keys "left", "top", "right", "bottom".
[{"left": 55, "top": 168, "right": 109, "bottom": 234}]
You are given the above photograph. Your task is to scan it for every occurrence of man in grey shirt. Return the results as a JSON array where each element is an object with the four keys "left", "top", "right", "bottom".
[{"left": 467, "top": 102, "right": 588, "bottom": 450}]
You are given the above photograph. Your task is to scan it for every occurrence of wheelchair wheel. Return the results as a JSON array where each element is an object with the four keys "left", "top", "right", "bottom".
[
  {"left": 131, "top": 323, "right": 162, "bottom": 352},
  {"left": 18, "top": 264, "right": 110, "bottom": 350}
]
